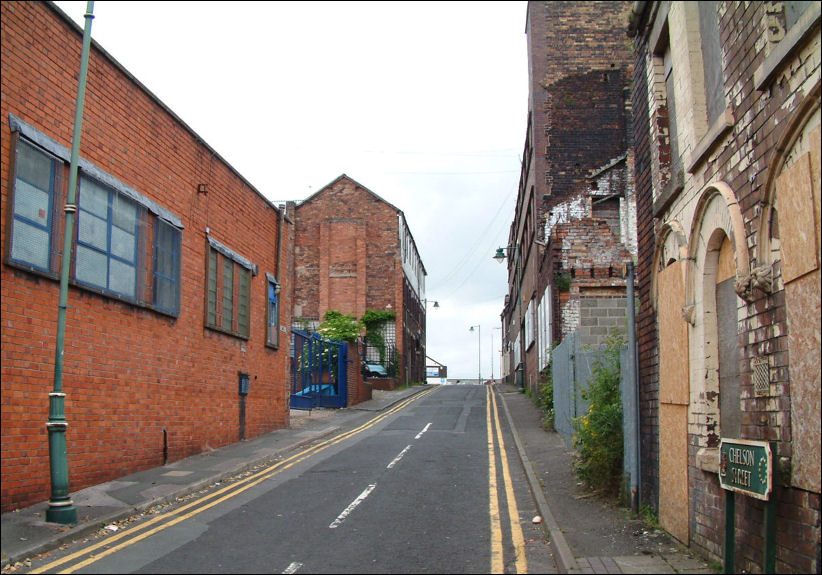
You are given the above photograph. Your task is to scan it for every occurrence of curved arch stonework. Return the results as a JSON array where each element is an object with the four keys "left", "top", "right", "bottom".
[
  {"left": 651, "top": 221, "right": 688, "bottom": 312},
  {"left": 685, "top": 182, "right": 750, "bottom": 306},
  {"left": 684, "top": 183, "right": 747, "bottom": 462},
  {"left": 756, "top": 82, "right": 820, "bottom": 275}
]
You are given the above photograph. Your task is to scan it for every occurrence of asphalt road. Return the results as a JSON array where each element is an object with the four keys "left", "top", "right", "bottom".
[{"left": 22, "top": 385, "right": 555, "bottom": 574}]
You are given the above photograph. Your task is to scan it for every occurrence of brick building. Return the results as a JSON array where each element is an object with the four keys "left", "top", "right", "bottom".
[
  {"left": 1, "top": 2, "right": 292, "bottom": 512},
  {"left": 498, "top": 1, "right": 636, "bottom": 396},
  {"left": 290, "top": 175, "right": 427, "bottom": 390},
  {"left": 628, "top": 1, "right": 820, "bottom": 571}
]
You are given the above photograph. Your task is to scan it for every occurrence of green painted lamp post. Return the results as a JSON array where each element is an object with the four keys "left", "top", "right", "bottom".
[{"left": 47, "top": 0, "right": 95, "bottom": 525}]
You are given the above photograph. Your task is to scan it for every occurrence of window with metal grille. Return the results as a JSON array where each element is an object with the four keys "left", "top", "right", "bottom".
[
  {"left": 8, "top": 139, "right": 61, "bottom": 273},
  {"left": 206, "top": 240, "right": 252, "bottom": 338}
]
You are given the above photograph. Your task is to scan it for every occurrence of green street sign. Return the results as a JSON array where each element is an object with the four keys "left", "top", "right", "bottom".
[{"left": 719, "top": 439, "right": 772, "bottom": 500}]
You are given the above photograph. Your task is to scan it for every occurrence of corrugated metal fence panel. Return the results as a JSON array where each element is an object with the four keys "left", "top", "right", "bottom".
[
  {"left": 552, "top": 335, "right": 576, "bottom": 448},
  {"left": 619, "top": 347, "right": 636, "bottom": 488},
  {"left": 553, "top": 334, "right": 623, "bottom": 449}
]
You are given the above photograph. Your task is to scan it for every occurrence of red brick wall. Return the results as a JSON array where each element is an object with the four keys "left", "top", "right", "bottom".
[
  {"left": 1, "top": 2, "right": 291, "bottom": 511},
  {"left": 628, "top": 19, "right": 661, "bottom": 519},
  {"left": 293, "top": 177, "right": 399, "bottom": 321},
  {"left": 346, "top": 341, "right": 371, "bottom": 405},
  {"left": 548, "top": 219, "right": 632, "bottom": 342},
  {"left": 509, "top": 1, "right": 634, "bottom": 396},
  {"left": 527, "top": 1, "right": 634, "bottom": 212}
]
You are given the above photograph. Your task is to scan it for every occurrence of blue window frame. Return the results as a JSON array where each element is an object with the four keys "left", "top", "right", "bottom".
[
  {"left": 75, "top": 175, "right": 140, "bottom": 299},
  {"left": 267, "top": 274, "right": 280, "bottom": 347},
  {"left": 9, "top": 139, "right": 60, "bottom": 272},
  {"left": 7, "top": 116, "right": 184, "bottom": 316},
  {"left": 153, "top": 219, "right": 181, "bottom": 314}
]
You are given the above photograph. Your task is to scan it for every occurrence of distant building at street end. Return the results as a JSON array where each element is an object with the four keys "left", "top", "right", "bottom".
[
  {"left": 289, "top": 175, "right": 428, "bottom": 390},
  {"left": 426, "top": 356, "right": 448, "bottom": 384}
]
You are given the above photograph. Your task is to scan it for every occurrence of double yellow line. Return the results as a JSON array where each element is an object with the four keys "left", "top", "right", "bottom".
[
  {"left": 486, "top": 384, "right": 528, "bottom": 574},
  {"left": 32, "top": 387, "right": 438, "bottom": 574}
]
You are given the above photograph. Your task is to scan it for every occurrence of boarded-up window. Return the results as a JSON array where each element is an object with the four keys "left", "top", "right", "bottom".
[
  {"left": 657, "top": 260, "right": 689, "bottom": 544},
  {"left": 777, "top": 128, "right": 821, "bottom": 493}
]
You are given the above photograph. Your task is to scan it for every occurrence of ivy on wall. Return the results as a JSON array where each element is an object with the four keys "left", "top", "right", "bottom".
[{"left": 361, "top": 310, "right": 396, "bottom": 365}]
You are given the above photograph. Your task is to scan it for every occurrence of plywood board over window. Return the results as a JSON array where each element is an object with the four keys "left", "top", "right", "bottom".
[
  {"left": 779, "top": 153, "right": 818, "bottom": 283},
  {"left": 657, "top": 260, "right": 689, "bottom": 544},
  {"left": 658, "top": 261, "right": 689, "bottom": 405},
  {"left": 778, "top": 125, "right": 821, "bottom": 493}
]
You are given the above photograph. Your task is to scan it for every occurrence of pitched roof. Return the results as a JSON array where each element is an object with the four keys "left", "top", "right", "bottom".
[{"left": 297, "top": 173, "right": 402, "bottom": 214}]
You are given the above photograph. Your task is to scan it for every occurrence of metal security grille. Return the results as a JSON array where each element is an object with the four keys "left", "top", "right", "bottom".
[
  {"left": 290, "top": 329, "right": 348, "bottom": 409},
  {"left": 752, "top": 356, "right": 770, "bottom": 397},
  {"left": 365, "top": 322, "right": 397, "bottom": 376}
]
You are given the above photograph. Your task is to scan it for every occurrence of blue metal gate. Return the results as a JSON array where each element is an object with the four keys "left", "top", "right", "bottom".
[{"left": 290, "top": 329, "right": 348, "bottom": 410}]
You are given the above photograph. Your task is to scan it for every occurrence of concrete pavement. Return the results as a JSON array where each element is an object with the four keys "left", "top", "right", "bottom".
[
  {"left": 495, "top": 382, "right": 714, "bottom": 574},
  {"left": 1, "top": 384, "right": 715, "bottom": 573}
]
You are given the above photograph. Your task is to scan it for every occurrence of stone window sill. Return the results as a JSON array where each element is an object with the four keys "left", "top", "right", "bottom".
[{"left": 687, "top": 108, "right": 734, "bottom": 174}]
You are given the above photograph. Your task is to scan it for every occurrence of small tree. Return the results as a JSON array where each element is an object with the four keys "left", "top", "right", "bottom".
[{"left": 318, "top": 311, "right": 364, "bottom": 342}]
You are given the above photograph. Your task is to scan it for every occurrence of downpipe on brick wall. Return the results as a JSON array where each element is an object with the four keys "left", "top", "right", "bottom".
[
  {"left": 624, "top": 260, "right": 641, "bottom": 516},
  {"left": 47, "top": 0, "right": 95, "bottom": 525}
]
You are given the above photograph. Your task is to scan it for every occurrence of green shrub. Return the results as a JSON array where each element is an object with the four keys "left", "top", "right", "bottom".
[
  {"left": 318, "top": 310, "right": 364, "bottom": 342},
  {"left": 572, "top": 335, "right": 624, "bottom": 495},
  {"left": 536, "top": 363, "right": 555, "bottom": 431}
]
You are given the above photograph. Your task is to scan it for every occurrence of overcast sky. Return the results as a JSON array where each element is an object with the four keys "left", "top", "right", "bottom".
[{"left": 53, "top": 1, "right": 529, "bottom": 380}]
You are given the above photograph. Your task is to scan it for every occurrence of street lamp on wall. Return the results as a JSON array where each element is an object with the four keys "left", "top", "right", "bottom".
[
  {"left": 494, "top": 244, "right": 520, "bottom": 264},
  {"left": 469, "top": 325, "right": 481, "bottom": 384}
]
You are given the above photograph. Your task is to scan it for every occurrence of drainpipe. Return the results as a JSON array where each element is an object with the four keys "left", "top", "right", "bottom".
[
  {"left": 276, "top": 204, "right": 285, "bottom": 346},
  {"left": 625, "top": 261, "right": 641, "bottom": 516},
  {"left": 276, "top": 205, "right": 284, "bottom": 281},
  {"left": 47, "top": 0, "right": 95, "bottom": 525}
]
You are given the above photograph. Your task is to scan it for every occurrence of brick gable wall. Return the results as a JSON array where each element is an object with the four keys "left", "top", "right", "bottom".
[{"left": 293, "top": 177, "right": 400, "bottom": 322}]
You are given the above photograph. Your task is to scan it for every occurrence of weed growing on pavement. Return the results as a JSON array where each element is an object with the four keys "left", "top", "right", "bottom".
[
  {"left": 536, "top": 360, "right": 555, "bottom": 431},
  {"left": 572, "top": 334, "right": 624, "bottom": 496},
  {"left": 639, "top": 504, "right": 659, "bottom": 527}
]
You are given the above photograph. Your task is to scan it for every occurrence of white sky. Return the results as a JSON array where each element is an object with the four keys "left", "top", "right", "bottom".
[{"left": 53, "top": 0, "right": 528, "bottom": 380}]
